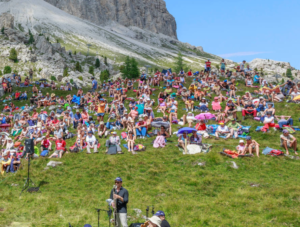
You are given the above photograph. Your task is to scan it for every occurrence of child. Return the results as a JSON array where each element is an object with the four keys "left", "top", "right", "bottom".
[
  {"left": 127, "top": 131, "right": 136, "bottom": 154},
  {"left": 236, "top": 140, "right": 245, "bottom": 155}
]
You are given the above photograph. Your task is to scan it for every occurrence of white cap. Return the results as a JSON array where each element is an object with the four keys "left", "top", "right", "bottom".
[{"left": 239, "top": 140, "right": 244, "bottom": 143}]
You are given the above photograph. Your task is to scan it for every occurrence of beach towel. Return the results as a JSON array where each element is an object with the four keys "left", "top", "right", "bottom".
[{"left": 71, "top": 95, "right": 80, "bottom": 105}]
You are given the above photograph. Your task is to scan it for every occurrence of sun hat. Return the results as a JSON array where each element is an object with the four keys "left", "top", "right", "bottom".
[
  {"left": 239, "top": 140, "right": 244, "bottom": 143},
  {"left": 112, "top": 131, "right": 117, "bottom": 135},
  {"left": 148, "top": 216, "right": 162, "bottom": 227}
]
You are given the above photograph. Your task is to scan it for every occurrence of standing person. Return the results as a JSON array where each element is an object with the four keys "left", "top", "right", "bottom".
[
  {"left": 110, "top": 177, "right": 129, "bottom": 227},
  {"left": 205, "top": 59, "right": 211, "bottom": 72},
  {"left": 220, "top": 59, "right": 226, "bottom": 75},
  {"left": 29, "top": 68, "right": 33, "bottom": 82},
  {"left": 92, "top": 77, "right": 98, "bottom": 91},
  {"left": 155, "top": 211, "right": 171, "bottom": 227}
]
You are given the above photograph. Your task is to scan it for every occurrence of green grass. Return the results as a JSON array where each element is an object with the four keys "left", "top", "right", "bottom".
[{"left": 1, "top": 77, "right": 300, "bottom": 227}]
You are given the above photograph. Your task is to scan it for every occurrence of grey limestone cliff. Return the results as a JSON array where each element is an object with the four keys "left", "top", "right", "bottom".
[{"left": 44, "top": 0, "right": 177, "bottom": 39}]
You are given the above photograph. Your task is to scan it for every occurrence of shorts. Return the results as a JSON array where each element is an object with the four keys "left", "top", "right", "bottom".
[
  {"left": 54, "top": 150, "right": 64, "bottom": 155},
  {"left": 187, "top": 119, "right": 193, "bottom": 123},
  {"left": 97, "top": 113, "right": 105, "bottom": 117}
]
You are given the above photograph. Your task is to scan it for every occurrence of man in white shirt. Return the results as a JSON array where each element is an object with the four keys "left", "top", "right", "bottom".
[
  {"left": 215, "top": 122, "right": 230, "bottom": 140},
  {"left": 86, "top": 131, "right": 98, "bottom": 154},
  {"left": 262, "top": 112, "right": 276, "bottom": 132}
]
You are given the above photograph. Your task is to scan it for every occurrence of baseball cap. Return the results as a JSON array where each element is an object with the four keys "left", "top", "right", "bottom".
[
  {"left": 155, "top": 211, "right": 165, "bottom": 216},
  {"left": 239, "top": 140, "right": 244, "bottom": 143},
  {"left": 115, "top": 177, "right": 122, "bottom": 182},
  {"left": 246, "top": 136, "right": 252, "bottom": 141}
]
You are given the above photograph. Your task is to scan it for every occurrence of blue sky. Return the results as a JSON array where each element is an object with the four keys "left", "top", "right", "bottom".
[{"left": 165, "top": 0, "right": 300, "bottom": 69}]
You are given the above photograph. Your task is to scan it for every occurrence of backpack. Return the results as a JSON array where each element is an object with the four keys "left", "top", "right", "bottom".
[
  {"left": 269, "top": 150, "right": 284, "bottom": 156},
  {"left": 133, "top": 144, "right": 145, "bottom": 151},
  {"left": 40, "top": 150, "right": 49, "bottom": 157}
]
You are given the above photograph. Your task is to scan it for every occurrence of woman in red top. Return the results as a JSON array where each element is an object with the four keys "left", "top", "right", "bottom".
[{"left": 195, "top": 119, "right": 210, "bottom": 138}]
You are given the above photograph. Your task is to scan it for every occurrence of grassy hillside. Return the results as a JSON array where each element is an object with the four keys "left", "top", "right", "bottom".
[{"left": 1, "top": 77, "right": 300, "bottom": 227}]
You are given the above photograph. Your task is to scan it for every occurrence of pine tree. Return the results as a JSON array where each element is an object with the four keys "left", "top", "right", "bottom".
[
  {"left": 63, "top": 67, "right": 69, "bottom": 77},
  {"left": 104, "top": 56, "right": 108, "bottom": 65},
  {"left": 3, "top": 66, "right": 12, "bottom": 74},
  {"left": 174, "top": 52, "right": 185, "bottom": 73},
  {"left": 75, "top": 62, "right": 82, "bottom": 72},
  {"left": 129, "top": 58, "right": 139, "bottom": 78},
  {"left": 89, "top": 66, "right": 94, "bottom": 75},
  {"left": 1, "top": 26, "right": 4, "bottom": 35},
  {"left": 95, "top": 58, "right": 100, "bottom": 68},
  {"left": 286, "top": 68, "right": 292, "bottom": 78},
  {"left": 28, "top": 29, "right": 35, "bottom": 44},
  {"left": 74, "top": 51, "right": 77, "bottom": 55},
  {"left": 121, "top": 56, "right": 131, "bottom": 78},
  {"left": 100, "top": 69, "right": 110, "bottom": 82},
  {"left": 9, "top": 48, "right": 18, "bottom": 63},
  {"left": 69, "top": 52, "right": 72, "bottom": 57}
]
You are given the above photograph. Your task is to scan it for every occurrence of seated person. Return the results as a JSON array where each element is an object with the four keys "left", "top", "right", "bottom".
[
  {"left": 215, "top": 122, "right": 230, "bottom": 140},
  {"left": 49, "top": 135, "right": 66, "bottom": 159},
  {"left": 177, "top": 132, "right": 189, "bottom": 150},
  {"left": 189, "top": 131, "right": 202, "bottom": 146},
  {"left": 242, "top": 136, "right": 260, "bottom": 157},
  {"left": 242, "top": 101, "right": 257, "bottom": 120},
  {"left": 280, "top": 129, "right": 298, "bottom": 155},
  {"left": 185, "top": 98, "right": 194, "bottom": 112},
  {"left": 225, "top": 100, "right": 237, "bottom": 123},
  {"left": 1, "top": 151, "right": 11, "bottom": 175},
  {"left": 105, "top": 132, "right": 122, "bottom": 154},
  {"left": 195, "top": 119, "right": 209, "bottom": 138},
  {"left": 227, "top": 119, "right": 242, "bottom": 139},
  {"left": 236, "top": 140, "right": 245, "bottom": 155},
  {"left": 135, "top": 118, "right": 147, "bottom": 139},
  {"left": 262, "top": 112, "right": 277, "bottom": 132}
]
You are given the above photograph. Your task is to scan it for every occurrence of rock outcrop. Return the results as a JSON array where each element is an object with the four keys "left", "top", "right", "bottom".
[
  {"left": 249, "top": 58, "right": 299, "bottom": 77},
  {"left": 0, "top": 12, "right": 14, "bottom": 29},
  {"left": 44, "top": 0, "right": 177, "bottom": 39}
]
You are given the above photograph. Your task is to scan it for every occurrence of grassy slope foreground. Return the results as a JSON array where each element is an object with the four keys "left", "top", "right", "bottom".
[{"left": 0, "top": 78, "right": 300, "bottom": 227}]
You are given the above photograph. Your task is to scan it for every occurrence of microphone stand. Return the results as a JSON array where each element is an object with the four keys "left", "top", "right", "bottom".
[
  {"left": 146, "top": 206, "right": 149, "bottom": 219},
  {"left": 95, "top": 207, "right": 111, "bottom": 227}
]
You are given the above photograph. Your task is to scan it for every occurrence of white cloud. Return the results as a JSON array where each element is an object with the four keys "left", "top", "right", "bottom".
[{"left": 219, "top": 51, "right": 268, "bottom": 58}]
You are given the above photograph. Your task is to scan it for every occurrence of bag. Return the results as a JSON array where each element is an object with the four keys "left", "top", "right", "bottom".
[
  {"left": 269, "top": 149, "right": 284, "bottom": 156},
  {"left": 133, "top": 144, "right": 145, "bottom": 151},
  {"left": 40, "top": 150, "right": 49, "bottom": 157},
  {"left": 69, "top": 146, "right": 79, "bottom": 153},
  {"left": 14, "top": 141, "right": 21, "bottom": 147}
]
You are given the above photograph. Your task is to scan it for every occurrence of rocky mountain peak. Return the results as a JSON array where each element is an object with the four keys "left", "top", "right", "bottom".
[{"left": 44, "top": 0, "right": 177, "bottom": 39}]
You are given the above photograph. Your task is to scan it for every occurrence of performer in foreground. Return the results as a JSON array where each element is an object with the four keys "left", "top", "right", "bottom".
[{"left": 110, "top": 177, "right": 129, "bottom": 227}]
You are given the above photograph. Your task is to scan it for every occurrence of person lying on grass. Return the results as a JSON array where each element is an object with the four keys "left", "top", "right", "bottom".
[{"left": 280, "top": 129, "right": 298, "bottom": 155}]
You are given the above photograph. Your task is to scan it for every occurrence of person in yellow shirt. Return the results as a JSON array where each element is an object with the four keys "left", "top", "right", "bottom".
[
  {"left": 97, "top": 99, "right": 106, "bottom": 122},
  {"left": 185, "top": 97, "right": 194, "bottom": 112}
]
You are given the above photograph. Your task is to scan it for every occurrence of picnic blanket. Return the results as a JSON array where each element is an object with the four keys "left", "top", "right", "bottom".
[
  {"left": 181, "top": 143, "right": 212, "bottom": 154},
  {"left": 207, "top": 125, "right": 251, "bottom": 138}
]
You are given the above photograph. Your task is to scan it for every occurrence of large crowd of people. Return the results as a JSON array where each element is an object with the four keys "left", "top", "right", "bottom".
[{"left": 0, "top": 59, "right": 299, "bottom": 176}]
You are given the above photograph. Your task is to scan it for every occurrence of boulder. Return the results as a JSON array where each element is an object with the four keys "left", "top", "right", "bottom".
[
  {"left": 0, "top": 13, "right": 14, "bottom": 29},
  {"left": 47, "top": 161, "right": 63, "bottom": 167}
]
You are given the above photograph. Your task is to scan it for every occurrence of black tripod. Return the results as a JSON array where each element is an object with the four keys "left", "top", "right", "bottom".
[
  {"left": 20, "top": 155, "right": 37, "bottom": 195},
  {"left": 95, "top": 207, "right": 112, "bottom": 227}
]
